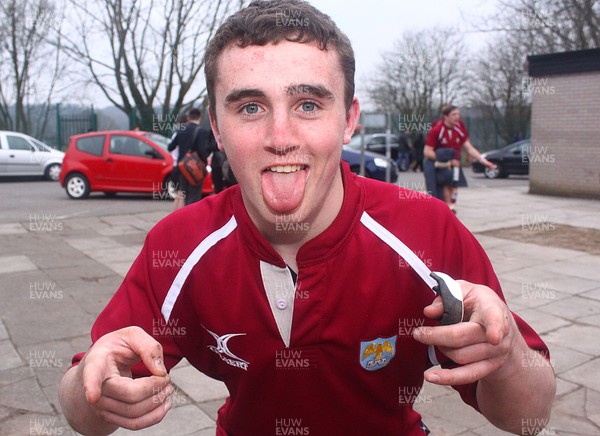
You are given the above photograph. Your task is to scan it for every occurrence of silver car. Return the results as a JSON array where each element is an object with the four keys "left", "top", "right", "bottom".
[{"left": 0, "top": 131, "right": 64, "bottom": 181}]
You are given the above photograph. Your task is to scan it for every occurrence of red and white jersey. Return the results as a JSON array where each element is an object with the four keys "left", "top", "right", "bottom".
[
  {"left": 426, "top": 118, "right": 469, "bottom": 159},
  {"left": 72, "top": 163, "right": 549, "bottom": 435}
]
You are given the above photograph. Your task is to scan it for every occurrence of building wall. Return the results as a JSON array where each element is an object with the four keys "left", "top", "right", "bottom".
[{"left": 530, "top": 71, "right": 600, "bottom": 198}]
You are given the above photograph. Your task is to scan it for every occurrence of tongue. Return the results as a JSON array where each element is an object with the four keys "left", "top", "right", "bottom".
[{"left": 261, "top": 169, "right": 307, "bottom": 213}]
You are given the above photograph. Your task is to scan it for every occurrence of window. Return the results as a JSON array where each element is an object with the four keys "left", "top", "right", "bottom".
[
  {"left": 31, "top": 138, "right": 51, "bottom": 152},
  {"left": 6, "top": 136, "right": 33, "bottom": 151},
  {"left": 76, "top": 136, "right": 104, "bottom": 156},
  {"left": 110, "top": 135, "right": 155, "bottom": 158}
]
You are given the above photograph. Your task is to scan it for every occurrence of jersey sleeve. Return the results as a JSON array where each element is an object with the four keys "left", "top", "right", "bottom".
[
  {"left": 430, "top": 207, "right": 551, "bottom": 411},
  {"left": 70, "top": 233, "right": 184, "bottom": 377}
]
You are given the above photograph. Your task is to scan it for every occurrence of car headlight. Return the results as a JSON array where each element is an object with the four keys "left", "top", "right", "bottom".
[{"left": 373, "top": 157, "right": 389, "bottom": 168}]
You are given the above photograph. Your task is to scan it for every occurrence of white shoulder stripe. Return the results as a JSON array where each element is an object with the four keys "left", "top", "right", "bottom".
[
  {"left": 161, "top": 215, "right": 237, "bottom": 322},
  {"left": 360, "top": 212, "right": 436, "bottom": 290}
]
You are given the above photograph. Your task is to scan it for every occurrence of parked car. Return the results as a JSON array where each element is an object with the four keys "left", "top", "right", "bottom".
[
  {"left": 341, "top": 148, "right": 398, "bottom": 183},
  {"left": 0, "top": 131, "right": 64, "bottom": 180},
  {"left": 472, "top": 139, "right": 530, "bottom": 179},
  {"left": 347, "top": 133, "right": 400, "bottom": 161},
  {"left": 60, "top": 130, "right": 216, "bottom": 199}
]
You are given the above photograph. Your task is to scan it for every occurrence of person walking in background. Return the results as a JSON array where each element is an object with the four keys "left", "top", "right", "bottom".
[
  {"left": 424, "top": 104, "right": 495, "bottom": 212},
  {"left": 396, "top": 129, "right": 412, "bottom": 171},
  {"left": 167, "top": 108, "right": 211, "bottom": 208},
  {"left": 412, "top": 131, "right": 425, "bottom": 172},
  {"left": 168, "top": 114, "right": 188, "bottom": 210}
]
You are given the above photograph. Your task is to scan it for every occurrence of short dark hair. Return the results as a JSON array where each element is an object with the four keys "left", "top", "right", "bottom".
[
  {"left": 442, "top": 104, "right": 458, "bottom": 116},
  {"left": 204, "top": 0, "right": 355, "bottom": 115},
  {"left": 188, "top": 108, "right": 202, "bottom": 119}
]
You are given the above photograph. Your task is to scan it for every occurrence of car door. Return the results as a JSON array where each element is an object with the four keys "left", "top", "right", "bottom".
[
  {"left": 504, "top": 141, "right": 529, "bottom": 175},
  {"left": 1, "top": 134, "right": 41, "bottom": 175},
  {"left": 105, "top": 134, "right": 167, "bottom": 190}
]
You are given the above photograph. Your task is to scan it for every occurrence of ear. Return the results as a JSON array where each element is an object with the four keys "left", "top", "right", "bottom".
[
  {"left": 343, "top": 97, "right": 361, "bottom": 144},
  {"left": 208, "top": 108, "right": 224, "bottom": 151}
]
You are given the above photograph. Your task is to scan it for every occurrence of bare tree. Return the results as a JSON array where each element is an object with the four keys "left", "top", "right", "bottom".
[
  {"left": 483, "top": 0, "right": 600, "bottom": 53},
  {"left": 366, "top": 28, "right": 468, "bottom": 121},
  {"left": 56, "top": 0, "right": 245, "bottom": 134},
  {"left": 0, "top": 0, "right": 64, "bottom": 135},
  {"left": 468, "top": 32, "right": 532, "bottom": 145}
]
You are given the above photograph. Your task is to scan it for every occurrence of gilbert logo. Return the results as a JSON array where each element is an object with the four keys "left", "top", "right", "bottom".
[{"left": 204, "top": 326, "right": 249, "bottom": 371}]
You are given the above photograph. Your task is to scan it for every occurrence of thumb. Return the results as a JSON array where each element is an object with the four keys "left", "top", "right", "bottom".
[
  {"left": 423, "top": 296, "right": 444, "bottom": 320},
  {"left": 122, "top": 326, "right": 167, "bottom": 376},
  {"left": 81, "top": 326, "right": 167, "bottom": 405}
]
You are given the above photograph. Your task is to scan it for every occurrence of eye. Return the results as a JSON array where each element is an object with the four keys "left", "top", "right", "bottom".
[
  {"left": 243, "top": 103, "right": 260, "bottom": 115},
  {"left": 300, "top": 101, "right": 316, "bottom": 112}
]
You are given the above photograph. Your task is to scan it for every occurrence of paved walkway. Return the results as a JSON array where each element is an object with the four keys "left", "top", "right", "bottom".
[{"left": 1, "top": 182, "right": 599, "bottom": 435}]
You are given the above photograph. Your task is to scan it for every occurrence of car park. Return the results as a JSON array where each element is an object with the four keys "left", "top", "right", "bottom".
[
  {"left": 0, "top": 131, "right": 64, "bottom": 180},
  {"left": 347, "top": 133, "right": 400, "bottom": 161},
  {"left": 472, "top": 139, "right": 530, "bottom": 179},
  {"left": 341, "top": 148, "right": 398, "bottom": 183},
  {"left": 59, "top": 130, "right": 178, "bottom": 199}
]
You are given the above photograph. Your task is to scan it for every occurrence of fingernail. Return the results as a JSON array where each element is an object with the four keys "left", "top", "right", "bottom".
[
  {"left": 155, "top": 358, "right": 166, "bottom": 371},
  {"left": 427, "top": 373, "right": 440, "bottom": 383}
]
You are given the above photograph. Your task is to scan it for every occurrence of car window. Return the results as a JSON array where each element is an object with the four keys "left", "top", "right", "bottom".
[
  {"left": 110, "top": 135, "right": 154, "bottom": 158},
  {"left": 348, "top": 135, "right": 363, "bottom": 147},
  {"left": 143, "top": 133, "right": 170, "bottom": 151},
  {"left": 6, "top": 135, "right": 33, "bottom": 151},
  {"left": 77, "top": 136, "right": 104, "bottom": 156},
  {"left": 370, "top": 136, "right": 386, "bottom": 145},
  {"left": 31, "top": 138, "right": 51, "bottom": 152}
]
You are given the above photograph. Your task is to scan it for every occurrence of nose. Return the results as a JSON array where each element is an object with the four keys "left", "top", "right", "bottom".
[{"left": 265, "top": 108, "right": 299, "bottom": 155}]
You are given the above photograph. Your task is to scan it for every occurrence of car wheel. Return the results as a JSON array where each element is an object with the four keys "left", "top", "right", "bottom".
[
  {"left": 484, "top": 164, "right": 504, "bottom": 179},
  {"left": 44, "top": 163, "right": 61, "bottom": 181},
  {"left": 65, "top": 173, "right": 90, "bottom": 199}
]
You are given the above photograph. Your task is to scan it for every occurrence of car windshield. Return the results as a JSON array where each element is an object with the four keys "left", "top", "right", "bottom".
[
  {"left": 347, "top": 135, "right": 366, "bottom": 149},
  {"left": 143, "top": 133, "right": 170, "bottom": 150},
  {"left": 31, "top": 138, "right": 53, "bottom": 152}
]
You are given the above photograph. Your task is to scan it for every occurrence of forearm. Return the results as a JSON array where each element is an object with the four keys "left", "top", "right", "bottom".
[
  {"left": 424, "top": 145, "right": 436, "bottom": 160},
  {"left": 476, "top": 333, "right": 556, "bottom": 434},
  {"left": 59, "top": 365, "right": 118, "bottom": 436}
]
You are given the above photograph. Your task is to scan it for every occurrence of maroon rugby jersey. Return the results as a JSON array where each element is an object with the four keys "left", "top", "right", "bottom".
[
  {"left": 426, "top": 118, "right": 470, "bottom": 160},
  {"left": 72, "top": 162, "right": 549, "bottom": 435}
]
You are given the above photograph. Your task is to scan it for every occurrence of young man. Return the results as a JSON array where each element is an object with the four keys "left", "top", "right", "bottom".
[
  {"left": 168, "top": 108, "right": 211, "bottom": 207},
  {"left": 59, "top": 1, "right": 555, "bottom": 435},
  {"left": 424, "top": 105, "right": 495, "bottom": 211}
]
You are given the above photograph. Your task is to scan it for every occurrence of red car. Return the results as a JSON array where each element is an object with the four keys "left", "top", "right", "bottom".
[{"left": 59, "top": 130, "right": 213, "bottom": 199}]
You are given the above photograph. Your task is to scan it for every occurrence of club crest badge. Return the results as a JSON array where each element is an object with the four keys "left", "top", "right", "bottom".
[{"left": 360, "top": 335, "right": 397, "bottom": 371}]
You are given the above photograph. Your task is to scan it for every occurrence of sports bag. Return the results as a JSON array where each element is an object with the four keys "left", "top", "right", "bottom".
[{"left": 178, "top": 126, "right": 207, "bottom": 186}]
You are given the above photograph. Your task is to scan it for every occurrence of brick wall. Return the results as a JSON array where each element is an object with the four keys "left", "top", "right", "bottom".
[{"left": 530, "top": 71, "right": 600, "bottom": 198}]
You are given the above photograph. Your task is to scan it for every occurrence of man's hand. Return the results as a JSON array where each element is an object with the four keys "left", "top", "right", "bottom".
[
  {"left": 59, "top": 326, "right": 173, "bottom": 434},
  {"left": 412, "top": 280, "right": 555, "bottom": 433},
  {"left": 480, "top": 157, "right": 496, "bottom": 171},
  {"left": 412, "top": 280, "right": 517, "bottom": 385}
]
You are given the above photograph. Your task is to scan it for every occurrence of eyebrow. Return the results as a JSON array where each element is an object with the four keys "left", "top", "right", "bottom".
[
  {"left": 223, "top": 84, "right": 336, "bottom": 107},
  {"left": 285, "top": 84, "right": 335, "bottom": 101},
  {"left": 224, "top": 88, "right": 266, "bottom": 106}
]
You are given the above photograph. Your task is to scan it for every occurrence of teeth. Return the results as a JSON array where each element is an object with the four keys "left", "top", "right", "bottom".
[{"left": 269, "top": 164, "right": 303, "bottom": 173}]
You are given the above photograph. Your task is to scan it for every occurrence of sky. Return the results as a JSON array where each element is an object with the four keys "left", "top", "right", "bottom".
[
  {"left": 307, "top": 0, "right": 500, "bottom": 108},
  {"left": 87, "top": 0, "right": 501, "bottom": 110}
]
